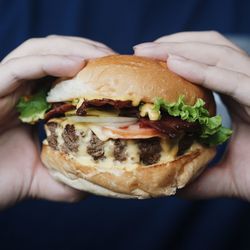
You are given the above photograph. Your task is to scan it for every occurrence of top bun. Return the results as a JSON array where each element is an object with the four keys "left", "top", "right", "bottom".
[{"left": 47, "top": 55, "right": 215, "bottom": 115}]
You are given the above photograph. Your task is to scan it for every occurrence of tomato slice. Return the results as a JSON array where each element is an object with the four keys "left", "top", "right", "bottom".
[{"left": 102, "top": 124, "right": 162, "bottom": 139}]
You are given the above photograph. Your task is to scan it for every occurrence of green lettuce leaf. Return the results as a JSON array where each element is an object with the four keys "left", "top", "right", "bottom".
[
  {"left": 16, "top": 89, "right": 51, "bottom": 124},
  {"left": 154, "top": 96, "right": 232, "bottom": 146}
]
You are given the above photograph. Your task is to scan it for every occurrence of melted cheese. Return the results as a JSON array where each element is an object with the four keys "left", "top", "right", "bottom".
[
  {"left": 44, "top": 117, "right": 201, "bottom": 171},
  {"left": 140, "top": 103, "right": 161, "bottom": 121}
]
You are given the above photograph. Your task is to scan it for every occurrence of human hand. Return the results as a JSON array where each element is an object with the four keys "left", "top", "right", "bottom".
[
  {"left": 0, "top": 35, "right": 114, "bottom": 209},
  {"left": 134, "top": 31, "right": 250, "bottom": 201}
]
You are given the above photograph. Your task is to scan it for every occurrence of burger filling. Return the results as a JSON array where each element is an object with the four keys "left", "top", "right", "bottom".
[
  {"left": 16, "top": 90, "right": 232, "bottom": 168},
  {"left": 44, "top": 118, "right": 199, "bottom": 168}
]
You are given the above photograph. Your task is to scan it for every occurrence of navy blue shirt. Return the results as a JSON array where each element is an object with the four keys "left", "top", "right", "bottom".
[{"left": 1, "top": 1, "right": 250, "bottom": 250}]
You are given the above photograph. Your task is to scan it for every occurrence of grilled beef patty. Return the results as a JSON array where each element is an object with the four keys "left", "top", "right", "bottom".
[{"left": 45, "top": 120, "right": 195, "bottom": 166}]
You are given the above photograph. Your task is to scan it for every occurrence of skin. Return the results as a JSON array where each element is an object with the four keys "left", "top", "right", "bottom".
[
  {"left": 134, "top": 31, "right": 250, "bottom": 201},
  {"left": 0, "top": 35, "right": 115, "bottom": 210}
]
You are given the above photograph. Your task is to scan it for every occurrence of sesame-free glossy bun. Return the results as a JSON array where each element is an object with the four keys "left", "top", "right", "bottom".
[
  {"left": 43, "top": 55, "right": 217, "bottom": 198},
  {"left": 47, "top": 55, "right": 215, "bottom": 115}
]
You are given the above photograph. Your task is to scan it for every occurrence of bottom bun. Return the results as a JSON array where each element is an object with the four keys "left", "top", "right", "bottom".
[{"left": 41, "top": 144, "right": 216, "bottom": 199}]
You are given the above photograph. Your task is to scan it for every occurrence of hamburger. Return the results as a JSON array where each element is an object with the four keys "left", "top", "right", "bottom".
[{"left": 17, "top": 55, "right": 232, "bottom": 199}]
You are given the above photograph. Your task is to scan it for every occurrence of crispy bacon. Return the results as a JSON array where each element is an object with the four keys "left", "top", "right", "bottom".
[
  {"left": 139, "top": 117, "right": 200, "bottom": 139},
  {"left": 76, "top": 98, "right": 133, "bottom": 116},
  {"left": 76, "top": 102, "right": 88, "bottom": 116},
  {"left": 45, "top": 103, "right": 75, "bottom": 120},
  {"left": 118, "top": 107, "right": 139, "bottom": 117}
]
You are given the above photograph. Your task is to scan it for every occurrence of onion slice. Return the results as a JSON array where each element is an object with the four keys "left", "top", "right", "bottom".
[{"left": 67, "top": 116, "right": 138, "bottom": 125}]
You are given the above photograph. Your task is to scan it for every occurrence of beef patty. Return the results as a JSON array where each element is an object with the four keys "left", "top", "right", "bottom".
[{"left": 45, "top": 121, "right": 194, "bottom": 166}]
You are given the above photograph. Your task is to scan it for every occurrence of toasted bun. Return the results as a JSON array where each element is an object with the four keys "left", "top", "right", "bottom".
[
  {"left": 41, "top": 144, "right": 216, "bottom": 199},
  {"left": 47, "top": 55, "right": 215, "bottom": 115}
]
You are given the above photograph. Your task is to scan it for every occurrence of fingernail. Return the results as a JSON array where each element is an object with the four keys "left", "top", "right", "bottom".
[
  {"left": 133, "top": 42, "right": 156, "bottom": 49},
  {"left": 99, "top": 47, "right": 114, "bottom": 53},
  {"left": 168, "top": 55, "right": 187, "bottom": 61},
  {"left": 102, "top": 50, "right": 117, "bottom": 55},
  {"left": 67, "top": 56, "right": 85, "bottom": 63}
]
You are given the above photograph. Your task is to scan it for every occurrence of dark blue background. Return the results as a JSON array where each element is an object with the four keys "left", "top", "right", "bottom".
[{"left": 1, "top": 1, "right": 250, "bottom": 249}]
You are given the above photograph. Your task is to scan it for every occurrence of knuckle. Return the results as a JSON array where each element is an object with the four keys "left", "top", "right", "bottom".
[
  {"left": 3, "top": 59, "right": 20, "bottom": 82},
  {"left": 203, "top": 65, "right": 213, "bottom": 85},
  {"left": 23, "top": 37, "right": 39, "bottom": 46},
  {"left": 47, "top": 34, "right": 60, "bottom": 39},
  {"left": 213, "top": 45, "right": 234, "bottom": 67},
  {"left": 20, "top": 38, "right": 43, "bottom": 51},
  {"left": 235, "top": 71, "right": 247, "bottom": 83},
  {"left": 96, "top": 41, "right": 107, "bottom": 47},
  {"left": 46, "top": 35, "right": 67, "bottom": 44},
  {"left": 3, "top": 57, "right": 19, "bottom": 68},
  {"left": 155, "top": 35, "right": 167, "bottom": 42},
  {"left": 208, "top": 30, "right": 223, "bottom": 39},
  {"left": 228, "top": 72, "right": 245, "bottom": 98}
]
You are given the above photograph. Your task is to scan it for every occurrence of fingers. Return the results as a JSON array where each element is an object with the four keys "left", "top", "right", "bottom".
[
  {"left": 154, "top": 31, "right": 243, "bottom": 52},
  {"left": 29, "top": 163, "right": 87, "bottom": 203},
  {"left": 0, "top": 55, "right": 85, "bottom": 96},
  {"left": 2, "top": 35, "right": 114, "bottom": 63},
  {"left": 134, "top": 31, "right": 250, "bottom": 107},
  {"left": 49, "top": 35, "right": 112, "bottom": 50},
  {"left": 0, "top": 35, "right": 115, "bottom": 97},
  {"left": 167, "top": 55, "right": 250, "bottom": 106},
  {"left": 134, "top": 42, "right": 250, "bottom": 75},
  {"left": 178, "top": 163, "right": 235, "bottom": 199}
]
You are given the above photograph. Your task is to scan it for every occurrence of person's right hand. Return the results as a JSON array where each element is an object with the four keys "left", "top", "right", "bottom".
[
  {"left": 134, "top": 31, "right": 250, "bottom": 201},
  {"left": 0, "top": 35, "right": 114, "bottom": 210}
]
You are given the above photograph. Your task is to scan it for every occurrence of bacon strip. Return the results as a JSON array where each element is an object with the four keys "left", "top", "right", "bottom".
[
  {"left": 139, "top": 117, "right": 200, "bottom": 138},
  {"left": 76, "top": 98, "right": 133, "bottom": 116},
  {"left": 45, "top": 103, "right": 75, "bottom": 120}
]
